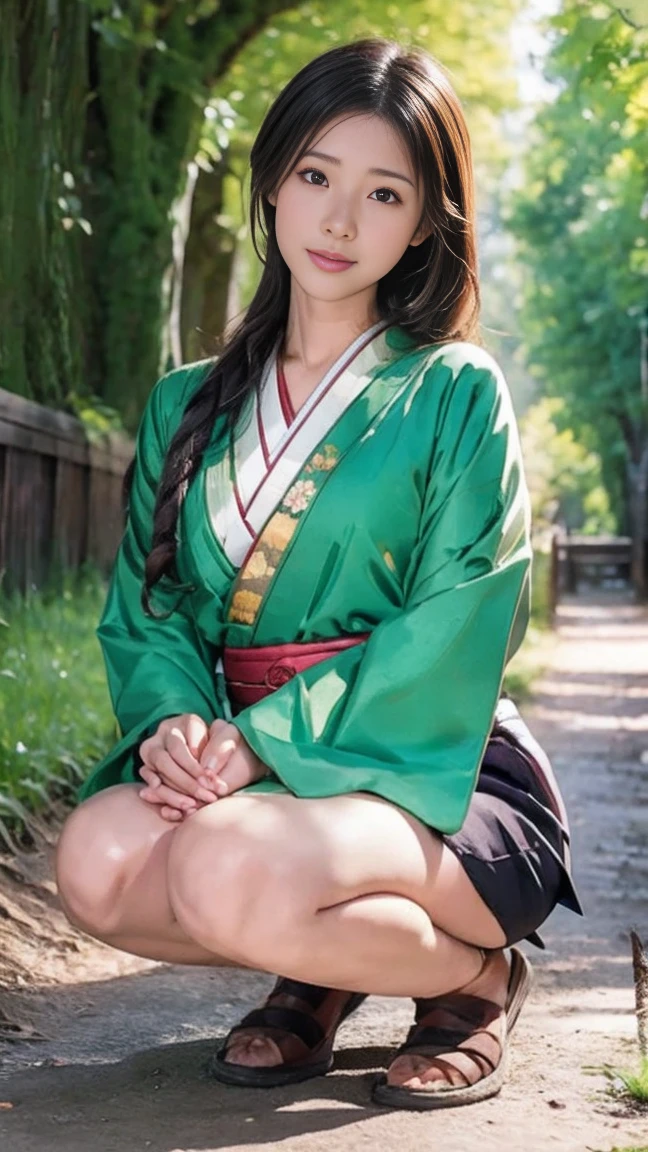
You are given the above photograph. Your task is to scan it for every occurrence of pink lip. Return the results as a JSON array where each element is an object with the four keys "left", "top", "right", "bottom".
[{"left": 307, "top": 249, "right": 356, "bottom": 272}]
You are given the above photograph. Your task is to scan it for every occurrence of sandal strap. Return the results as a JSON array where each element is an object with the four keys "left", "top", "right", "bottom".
[
  {"left": 424, "top": 1055, "right": 473, "bottom": 1088},
  {"left": 404, "top": 1024, "right": 483, "bottom": 1048},
  {"left": 271, "top": 978, "right": 332, "bottom": 1010},
  {"left": 232, "top": 1006, "right": 325, "bottom": 1050},
  {"left": 414, "top": 991, "right": 499, "bottom": 1025},
  {"left": 401, "top": 1034, "right": 501, "bottom": 1072}
]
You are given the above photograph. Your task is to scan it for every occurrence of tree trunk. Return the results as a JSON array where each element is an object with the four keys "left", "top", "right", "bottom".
[
  {"left": 0, "top": 0, "right": 87, "bottom": 407},
  {"left": 0, "top": 0, "right": 298, "bottom": 427},
  {"left": 87, "top": 0, "right": 297, "bottom": 433},
  {"left": 179, "top": 163, "right": 237, "bottom": 364}
]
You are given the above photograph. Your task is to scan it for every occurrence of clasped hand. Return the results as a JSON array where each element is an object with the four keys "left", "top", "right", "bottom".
[{"left": 138, "top": 714, "right": 268, "bottom": 822}]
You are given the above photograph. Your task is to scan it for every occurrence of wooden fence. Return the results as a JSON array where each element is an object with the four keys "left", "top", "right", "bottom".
[
  {"left": 0, "top": 389, "right": 133, "bottom": 593},
  {"left": 548, "top": 530, "right": 633, "bottom": 621}
]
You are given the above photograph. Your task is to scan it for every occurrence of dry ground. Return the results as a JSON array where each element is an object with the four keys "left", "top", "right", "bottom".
[{"left": 0, "top": 592, "right": 647, "bottom": 1152}]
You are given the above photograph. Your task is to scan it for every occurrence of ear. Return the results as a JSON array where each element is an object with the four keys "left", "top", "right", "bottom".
[
  {"left": 267, "top": 189, "right": 277, "bottom": 208},
  {"left": 409, "top": 222, "right": 433, "bottom": 248}
]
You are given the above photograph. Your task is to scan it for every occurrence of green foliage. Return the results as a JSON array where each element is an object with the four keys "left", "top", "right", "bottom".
[
  {"left": 508, "top": 1, "right": 648, "bottom": 527},
  {"left": 65, "top": 392, "right": 127, "bottom": 442},
  {"left": 0, "top": 569, "right": 114, "bottom": 829},
  {"left": 520, "top": 396, "right": 617, "bottom": 533},
  {"left": 604, "top": 1055, "right": 648, "bottom": 1103}
]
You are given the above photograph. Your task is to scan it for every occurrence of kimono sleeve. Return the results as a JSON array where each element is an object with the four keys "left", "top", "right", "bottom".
[
  {"left": 233, "top": 356, "right": 532, "bottom": 834},
  {"left": 78, "top": 367, "right": 221, "bottom": 801}
]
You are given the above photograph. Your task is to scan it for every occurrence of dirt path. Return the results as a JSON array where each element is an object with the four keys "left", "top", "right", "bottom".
[{"left": 1, "top": 593, "right": 647, "bottom": 1152}]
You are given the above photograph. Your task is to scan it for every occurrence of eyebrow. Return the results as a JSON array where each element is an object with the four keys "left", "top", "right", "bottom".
[{"left": 300, "top": 149, "right": 415, "bottom": 189}]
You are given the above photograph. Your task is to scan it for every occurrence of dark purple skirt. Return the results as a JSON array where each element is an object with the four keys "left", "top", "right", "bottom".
[{"left": 438, "top": 697, "right": 583, "bottom": 949}]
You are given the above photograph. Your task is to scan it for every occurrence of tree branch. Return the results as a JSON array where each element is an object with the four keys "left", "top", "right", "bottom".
[{"left": 607, "top": 4, "right": 647, "bottom": 30}]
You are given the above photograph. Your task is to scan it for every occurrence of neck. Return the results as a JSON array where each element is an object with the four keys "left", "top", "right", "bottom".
[{"left": 282, "top": 281, "right": 380, "bottom": 370}]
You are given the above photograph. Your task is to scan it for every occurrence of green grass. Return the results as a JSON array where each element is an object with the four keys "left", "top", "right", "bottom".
[
  {"left": 502, "top": 548, "right": 555, "bottom": 703},
  {"left": 606, "top": 1056, "right": 648, "bottom": 1103},
  {"left": 596, "top": 1147, "right": 648, "bottom": 1152},
  {"left": 0, "top": 567, "right": 115, "bottom": 840},
  {"left": 530, "top": 547, "right": 553, "bottom": 628}
]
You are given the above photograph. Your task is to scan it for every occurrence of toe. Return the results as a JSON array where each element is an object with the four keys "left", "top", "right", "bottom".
[
  {"left": 385, "top": 1054, "right": 450, "bottom": 1089},
  {"left": 224, "top": 1033, "right": 284, "bottom": 1067}
]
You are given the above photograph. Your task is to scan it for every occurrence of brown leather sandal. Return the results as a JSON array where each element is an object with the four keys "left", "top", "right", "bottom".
[
  {"left": 371, "top": 947, "right": 533, "bottom": 1110},
  {"left": 208, "top": 977, "right": 367, "bottom": 1088}
]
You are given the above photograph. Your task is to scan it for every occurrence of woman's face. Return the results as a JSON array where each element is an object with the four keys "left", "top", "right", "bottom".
[{"left": 267, "top": 113, "right": 431, "bottom": 310}]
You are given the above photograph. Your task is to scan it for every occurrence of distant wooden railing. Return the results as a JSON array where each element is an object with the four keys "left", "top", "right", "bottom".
[
  {"left": 548, "top": 530, "right": 633, "bottom": 620},
  {"left": 0, "top": 388, "right": 133, "bottom": 592}
]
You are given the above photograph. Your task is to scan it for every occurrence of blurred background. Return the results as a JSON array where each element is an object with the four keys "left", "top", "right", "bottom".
[{"left": 0, "top": 0, "right": 647, "bottom": 827}]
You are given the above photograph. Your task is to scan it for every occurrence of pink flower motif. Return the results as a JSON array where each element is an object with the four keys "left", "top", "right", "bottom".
[{"left": 283, "top": 479, "right": 317, "bottom": 514}]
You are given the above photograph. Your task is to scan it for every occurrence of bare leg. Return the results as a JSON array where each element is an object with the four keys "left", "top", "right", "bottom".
[
  {"left": 165, "top": 791, "right": 511, "bottom": 1073},
  {"left": 56, "top": 783, "right": 243, "bottom": 967}
]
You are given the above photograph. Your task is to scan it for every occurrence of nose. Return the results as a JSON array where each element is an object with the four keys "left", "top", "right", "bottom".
[{"left": 321, "top": 193, "right": 357, "bottom": 241}]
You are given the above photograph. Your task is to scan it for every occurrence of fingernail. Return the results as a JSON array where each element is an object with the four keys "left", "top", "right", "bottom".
[{"left": 204, "top": 757, "right": 218, "bottom": 772}]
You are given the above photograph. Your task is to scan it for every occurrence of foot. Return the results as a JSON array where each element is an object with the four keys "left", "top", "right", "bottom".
[
  {"left": 223, "top": 985, "right": 296, "bottom": 1069},
  {"left": 221, "top": 979, "right": 364, "bottom": 1071},
  {"left": 385, "top": 948, "right": 511, "bottom": 1092}
]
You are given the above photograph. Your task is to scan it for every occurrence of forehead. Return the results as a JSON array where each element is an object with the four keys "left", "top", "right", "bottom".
[{"left": 307, "top": 113, "right": 416, "bottom": 176}]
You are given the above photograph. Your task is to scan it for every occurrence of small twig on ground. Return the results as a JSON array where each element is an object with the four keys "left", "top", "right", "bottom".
[{"left": 630, "top": 928, "right": 648, "bottom": 1058}]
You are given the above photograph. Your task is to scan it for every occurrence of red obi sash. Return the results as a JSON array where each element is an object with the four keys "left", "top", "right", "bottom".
[{"left": 223, "top": 634, "right": 370, "bottom": 710}]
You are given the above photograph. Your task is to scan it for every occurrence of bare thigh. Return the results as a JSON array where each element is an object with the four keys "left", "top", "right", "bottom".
[
  {"left": 169, "top": 790, "right": 507, "bottom": 951},
  {"left": 55, "top": 783, "right": 243, "bottom": 966}
]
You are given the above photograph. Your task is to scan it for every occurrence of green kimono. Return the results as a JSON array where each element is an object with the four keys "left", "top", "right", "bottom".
[{"left": 79, "top": 321, "right": 532, "bottom": 835}]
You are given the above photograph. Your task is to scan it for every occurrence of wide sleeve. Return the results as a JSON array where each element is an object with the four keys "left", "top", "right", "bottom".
[
  {"left": 233, "top": 355, "right": 532, "bottom": 834},
  {"left": 78, "top": 366, "right": 222, "bottom": 800}
]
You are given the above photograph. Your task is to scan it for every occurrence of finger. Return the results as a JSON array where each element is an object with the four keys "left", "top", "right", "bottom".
[
  {"left": 165, "top": 727, "right": 208, "bottom": 779},
  {"left": 139, "top": 786, "right": 175, "bottom": 807},
  {"left": 160, "top": 805, "right": 184, "bottom": 822},
  {"left": 200, "top": 722, "right": 240, "bottom": 774},
  {"left": 213, "top": 746, "right": 259, "bottom": 797},
  {"left": 185, "top": 713, "right": 210, "bottom": 760},
  {"left": 140, "top": 780, "right": 199, "bottom": 812},
  {"left": 208, "top": 718, "right": 232, "bottom": 738},
  {"left": 139, "top": 765, "right": 161, "bottom": 788},
  {"left": 139, "top": 734, "right": 156, "bottom": 762},
  {"left": 164, "top": 728, "right": 223, "bottom": 802},
  {"left": 154, "top": 783, "right": 198, "bottom": 812},
  {"left": 149, "top": 745, "right": 219, "bottom": 804}
]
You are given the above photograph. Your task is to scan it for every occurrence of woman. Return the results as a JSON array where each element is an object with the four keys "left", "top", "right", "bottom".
[{"left": 56, "top": 37, "right": 582, "bottom": 1110}]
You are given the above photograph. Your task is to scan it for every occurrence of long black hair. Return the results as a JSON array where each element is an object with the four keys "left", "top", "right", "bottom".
[{"left": 137, "top": 36, "right": 481, "bottom": 613}]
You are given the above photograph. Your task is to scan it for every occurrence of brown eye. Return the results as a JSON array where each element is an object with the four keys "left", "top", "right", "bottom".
[
  {"left": 298, "top": 167, "right": 327, "bottom": 186},
  {"left": 371, "top": 188, "right": 401, "bottom": 205}
]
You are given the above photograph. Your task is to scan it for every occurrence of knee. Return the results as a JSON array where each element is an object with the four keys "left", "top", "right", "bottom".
[
  {"left": 55, "top": 788, "right": 134, "bottom": 938},
  {"left": 167, "top": 810, "right": 310, "bottom": 967}
]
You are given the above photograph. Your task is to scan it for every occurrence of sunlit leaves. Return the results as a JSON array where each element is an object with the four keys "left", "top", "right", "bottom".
[
  {"left": 520, "top": 396, "right": 616, "bottom": 532},
  {"left": 508, "top": 0, "right": 648, "bottom": 524}
]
